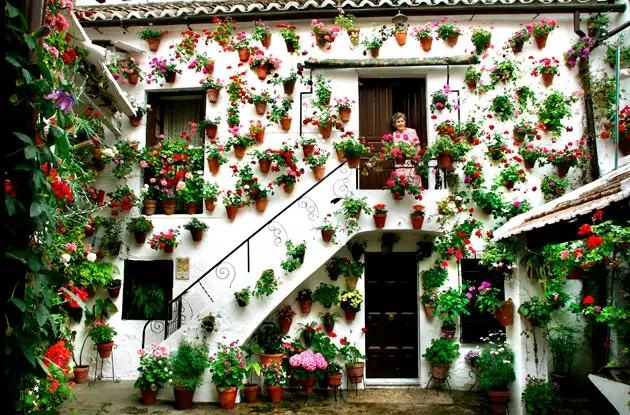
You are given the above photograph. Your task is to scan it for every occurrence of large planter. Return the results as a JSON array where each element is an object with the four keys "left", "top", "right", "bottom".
[
  {"left": 494, "top": 298, "right": 514, "bottom": 327},
  {"left": 162, "top": 200, "right": 176, "bottom": 215},
  {"left": 173, "top": 387, "right": 195, "bottom": 409},
  {"left": 280, "top": 116, "right": 292, "bottom": 131},
  {"left": 73, "top": 365, "right": 90, "bottom": 384},
  {"left": 205, "top": 124, "right": 218, "bottom": 139},
  {"left": 301, "top": 378, "right": 316, "bottom": 393},
  {"left": 318, "top": 124, "right": 333, "bottom": 139},
  {"left": 487, "top": 390, "right": 510, "bottom": 414},
  {"left": 255, "top": 198, "right": 268, "bottom": 213},
  {"left": 207, "top": 88, "right": 219, "bottom": 103},
  {"left": 410, "top": 215, "right": 424, "bottom": 230},
  {"left": 346, "top": 362, "right": 365, "bottom": 383},
  {"left": 217, "top": 386, "right": 238, "bottom": 409},
  {"left": 140, "top": 388, "right": 158, "bottom": 405},
  {"left": 225, "top": 205, "right": 239, "bottom": 221},
  {"left": 97, "top": 342, "right": 114, "bottom": 359},
  {"left": 260, "top": 353, "right": 283, "bottom": 367},
  {"left": 238, "top": 47, "right": 250, "bottom": 63},
  {"left": 207, "top": 157, "right": 220, "bottom": 175},
  {"left": 204, "top": 198, "right": 216, "bottom": 213},
  {"left": 266, "top": 385, "right": 283, "bottom": 403},
  {"left": 373, "top": 213, "right": 387, "bottom": 229},
  {"left": 339, "top": 107, "right": 351, "bottom": 123},
  {"left": 534, "top": 34, "right": 548, "bottom": 49},
  {"left": 312, "top": 165, "right": 325, "bottom": 181},
  {"left": 242, "top": 384, "right": 260, "bottom": 403},
  {"left": 431, "top": 363, "right": 450, "bottom": 381},
  {"left": 395, "top": 31, "right": 407, "bottom": 46},
  {"left": 299, "top": 300, "right": 312, "bottom": 314},
  {"left": 345, "top": 277, "right": 358, "bottom": 291},
  {"left": 343, "top": 309, "right": 356, "bottom": 321},
  {"left": 147, "top": 37, "right": 160, "bottom": 52},
  {"left": 420, "top": 37, "right": 433, "bottom": 52}
]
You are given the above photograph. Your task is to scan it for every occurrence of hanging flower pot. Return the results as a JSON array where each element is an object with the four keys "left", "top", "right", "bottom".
[
  {"left": 541, "top": 72, "right": 555, "bottom": 86},
  {"left": 316, "top": 38, "right": 328, "bottom": 48},
  {"left": 280, "top": 116, "right": 292, "bottom": 131},
  {"left": 207, "top": 158, "right": 220, "bottom": 174},
  {"left": 441, "top": 327, "right": 456, "bottom": 338},
  {"left": 557, "top": 165, "right": 570, "bottom": 178},
  {"left": 147, "top": 37, "right": 160, "bottom": 52},
  {"left": 238, "top": 47, "right": 250, "bottom": 63},
  {"left": 207, "top": 88, "right": 219, "bottom": 103},
  {"left": 285, "top": 40, "right": 295, "bottom": 53},
  {"left": 410, "top": 215, "right": 424, "bottom": 230},
  {"left": 234, "top": 145, "right": 247, "bottom": 159},
  {"left": 205, "top": 124, "right": 218, "bottom": 139},
  {"left": 266, "top": 385, "right": 283, "bottom": 403},
  {"left": 190, "top": 229, "right": 203, "bottom": 242},
  {"left": 446, "top": 35, "right": 459, "bottom": 46},
  {"left": 494, "top": 298, "right": 514, "bottom": 327},
  {"left": 283, "top": 79, "right": 296, "bottom": 95},
  {"left": 392, "top": 192, "right": 404, "bottom": 201},
  {"left": 143, "top": 199, "right": 157, "bottom": 216},
  {"left": 373, "top": 213, "right": 387, "bottom": 228},
  {"left": 524, "top": 159, "right": 535, "bottom": 170},
  {"left": 279, "top": 317, "right": 292, "bottom": 333},
  {"left": 423, "top": 304, "right": 435, "bottom": 318},
  {"left": 321, "top": 229, "right": 334, "bottom": 243},
  {"left": 164, "top": 245, "right": 175, "bottom": 254},
  {"left": 255, "top": 198, "right": 268, "bottom": 213},
  {"left": 534, "top": 34, "right": 548, "bottom": 49},
  {"left": 346, "top": 362, "right": 364, "bottom": 383},
  {"left": 162, "top": 200, "right": 177, "bottom": 215},
  {"left": 336, "top": 150, "right": 346, "bottom": 163},
  {"left": 312, "top": 165, "right": 325, "bottom": 180},
  {"left": 345, "top": 277, "right": 358, "bottom": 291},
  {"left": 346, "top": 157, "right": 360, "bottom": 169},
  {"left": 217, "top": 386, "right": 238, "bottom": 409},
  {"left": 466, "top": 80, "right": 477, "bottom": 91},
  {"left": 420, "top": 37, "right": 433, "bottom": 52},
  {"left": 318, "top": 123, "right": 333, "bottom": 139},
  {"left": 255, "top": 65, "right": 269, "bottom": 80},
  {"left": 511, "top": 39, "right": 525, "bottom": 53},
  {"left": 128, "top": 72, "right": 139, "bottom": 85},
  {"left": 97, "top": 342, "right": 114, "bottom": 359},
  {"left": 165, "top": 71, "right": 177, "bottom": 83},
  {"left": 302, "top": 143, "right": 315, "bottom": 159},
  {"left": 369, "top": 47, "right": 380, "bottom": 58},
  {"left": 204, "top": 198, "right": 216, "bottom": 213},
  {"left": 619, "top": 139, "right": 630, "bottom": 156},
  {"left": 283, "top": 185, "right": 294, "bottom": 195},
  {"left": 226, "top": 205, "right": 239, "bottom": 220},
  {"left": 395, "top": 31, "right": 407, "bottom": 46},
  {"left": 140, "top": 388, "right": 158, "bottom": 405},
  {"left": 254, "top": 101, "right": 267, "bottom": 115},
  {"left": 255, "top": 130, "right": 265, "bottom": 144},
  {"left": 339, "top": 108, "right": 351, "bottom": 123},
  {"left": 504, "top": 180, "right": 515, "bottom": 189},
  {"left": 299, "top": 300, "right": 312, "bottom": 314},
  {"left": 258, "top": 158, "right": 272, "bottom": 174},
  {"left": 129, "top": 116, "right": 142, "bottom": 127},
  {"left": 324, "top": 321, "right": 335, "bottom": 334},
  {"left": 107, "top": 281, "right": 122, "bottom": 298},
  {"left": 261, "top": 33, "right": 272, "bottom": 48}
]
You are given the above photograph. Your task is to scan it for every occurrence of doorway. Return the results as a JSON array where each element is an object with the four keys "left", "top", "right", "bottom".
[{"left": 364, "top": 252, "right": 419, "bottom": 379}]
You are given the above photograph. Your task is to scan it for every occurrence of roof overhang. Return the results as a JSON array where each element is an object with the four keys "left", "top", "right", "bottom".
[
  {"left": 493, "top": 162, "right": 630, "bottom": 241},
  {"left": 76, "top": 0, "right": 626, "bottom": 27}
]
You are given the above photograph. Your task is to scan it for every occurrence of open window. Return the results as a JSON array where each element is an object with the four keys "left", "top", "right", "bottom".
[
  {"left": 122, "top": 260, "right": 173, "bottom": 320},
  {"left": 146, "top": 90, "right": 205, "bottom": 147}
]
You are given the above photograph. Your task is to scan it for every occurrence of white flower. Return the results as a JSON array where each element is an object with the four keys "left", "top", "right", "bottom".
[
  {"left": 504, "top": 339, "right": 510, "bottom": 345},
  {"left": 503, "top": 360, "right": 511, "bottom": 364},
  {"left": 60, "top": 254, "right": 71, "bottom": 264},
  {"left": 243, "top": 185, "right": 250, "bottom": 190},
  {"left": 498, "top": 347, "right": 505, "bottom": 352},
  {"left": 102, "top": 148, "right": 116, "bottom": 158},
  {"left": 87, "top": 253, "right": 97, "bottom": 262}
]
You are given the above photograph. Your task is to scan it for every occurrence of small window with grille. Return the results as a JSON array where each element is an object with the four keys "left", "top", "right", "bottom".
[
  {"left": 122, "top": 260, "right": 173, "bottom": 320},
  {"left": 460, "top": 259, "right": 506, "bottom": 343}
]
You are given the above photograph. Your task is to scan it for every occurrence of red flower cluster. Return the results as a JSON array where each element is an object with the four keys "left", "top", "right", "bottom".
[
  {"left": 42, "top": 163, "right": 73, "bottom": 203},
  {"left": 44, "top": 340, "right": 73, "bottom": 374},
  {"left": 59, "top": 284, "right": 88, "bottom": 308},
  {"left": 586, "top": 235, "right": 604, "bottom": 248},
  {"left": 577, "top": 224, "right": 592, "bottom": 236},
  {"left": 593, "top": 210, "right": 604, "bottom": 221},
  {"left": 582, "top": 295, "right": 595, "bottom": 306}
]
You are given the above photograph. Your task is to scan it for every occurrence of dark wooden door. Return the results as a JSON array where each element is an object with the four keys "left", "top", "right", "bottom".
[
  {"left": 359, "top": 78, "right": 427, "bottom": 189},
  {"left": 365, "top": 252, "right": 419, "bottom": 378}
]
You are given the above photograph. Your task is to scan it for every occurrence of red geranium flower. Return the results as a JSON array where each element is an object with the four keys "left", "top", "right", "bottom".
[{"left": 582, "top": 295, "right": 595, "bottom": 306}]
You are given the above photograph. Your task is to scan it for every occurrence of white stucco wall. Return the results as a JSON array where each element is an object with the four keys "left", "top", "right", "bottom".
[{"left": 73, "top": 8, "right": 628, "bottom": 409}]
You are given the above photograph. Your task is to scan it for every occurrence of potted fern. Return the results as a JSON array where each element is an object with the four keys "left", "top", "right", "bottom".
[{"left": 170, "top": 340, "right": 210, "bottom": 409}]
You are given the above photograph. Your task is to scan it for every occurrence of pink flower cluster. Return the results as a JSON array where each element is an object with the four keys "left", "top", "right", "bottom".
[{"left": 289, "top": 349, "right": 328, "bottom": 372}]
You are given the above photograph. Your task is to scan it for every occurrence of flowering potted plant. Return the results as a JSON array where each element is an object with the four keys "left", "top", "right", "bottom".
[
  {"left": 541, "top": 141, "right": 586, "bottom": 176},
  {"left": 476, "top": 332, "right": 516, "bottom": 413},
  {"left": 410, "top": 204, "right": 425, "bottom": 229},
  {"left": 420, "top": 293, "right": 438, "bottom": 318},
  {"left": 311, "top": 19, "right": 341, "bottom": 48},
  {"left": 88, "top": 321, "right": 117, "bottom": 358},
  {"left": 248, "top": 51, "right": 281, "bottom": 80},
  {"left": 471, "top": 28, "right": 491, "bottom": 55},
  {"left": 277, "top": 304, "right": 296, "bottom": 333},
  {"left": 532, "top": 18, "right": 559, "bottom": 49},
  {"left": 251, "top": 149, "right": 276, "bottom": 174},
  {"left": 296, "top": 288, "right": 313, "bottom": 314},
  {"left": 148, "top": 56, "right": 179, "bottom": 84},
  {"left": 248, "top": 120, "right": 266, "bottom": 144},
  {"left": 270, "top": 68, "right": 299, "bottom": 95},
  {"left": 225, "top": 127, "right": 257, "bottom": 158},
  {"left": 127, "top": 216, "right": 153, "bottom": 244},
  {"left": 513, "top": 120, "right": 539, "bottom": 143},
  {"left": 304, "top": 107, "right": 343, "bottom": 139},
  {"left": 532, "top": 57, "right": 560, "bottom": 86},
  {"left": 361, "top": 25, "right": 393, "bottom": 58},
  {"left": 333, "top": 97, "right": 355, "bottom": 123},
  {"left": 277, "top": 23, "right": 300, "bottom": 53},
  {"left": 289, "top": 349, "right": 328, "bottom": 392},
  {"left": 462, "top": 160, "right": 484, "bottom": 188},
  {"left": 469, "top": 281, "right": 513, "bottom": 327},
  {"left": 109, "top": 57, "right": 143, "bottom": 85},
  {"left": 521, "top": 375, "right": 560, "bottom": 415},
  {"left": 209, "top": 341, "right": 247, "bottom": 409},
  {"left": 541, "top": 176, "right": 568, "bottom": 201},
  {"left": 183, "top": 218, "right": 208, "bottom": 242},
  {"left": 231, "top": 31, "right": 252, "bottom": 62},
  {"left": 335, "top": 135, "right": 368, "bottom": 168},
  {"left": 334, "top": 11, "right": 359, "bottom": 47},
  {"left": 138, "top": 28, "right": 167, "bottom": 52},
  {"left": 519, "top": 144, "right": 545, "bottom": 169},
  {"left": 274, "top": 168, "right": 303, "bottom": 195},
  {"left": 509, "top": 26, "right": 532, "bottom": 53},
  {"left": 107, "top": 184, "right": 139, "bottom": 216},
  {"left": 305, "top": 149, "right": 329, "bottom": 180},
  {"left": 205, "top": 143, "right": 228, "bottom": 175},
  {"left": 199, "top": 116, "right": 221, "bottom": 139},
  {"left": 490, "top": 60, "right": 518, "bottom": 85},
  {"left": 188, "top": 53, "right": 214, "bottom": 74},
  {"left": 422, "top": 337, "right": 460, "bottom": 380},
  {"left": 261, "top": 362, "right": 288, "bottom": 402},
  {"left": 252, "top": 19, "right": 272, "bottom": 47},
  {"left": 472, "top": 189, "right": 505, "bottom": 216},
  {"left": 174, "top": 30, "right": 201, "bottom": 62},
  {"left": 337, "top": 258, "right": 364, "bottom": 291},
  {"left": 428, "top": 136, "right": 472, "bottom": 170},
  {"left": 200, "top": 77, "right": 224, "bottom": 103},
  {"left": 464, "top": 66, "right": 481, "bottom": 90},
  {"left": 170, "top": 340, "right": 210, "bottom": 409},
  {"left": 372, "top": 203, "right": 388, "bottom": 228},
  {"left": 485, "top": 133, "right": 508, "bottom": 161},
  {"left": 177, "top": 177, "right": 204, "bottom": 214},
  {"left": 112, "top": 138, "right": 140, "bottom": 179},
  {"left": 205, "top": 16, "right": 235, "bottom": 47},
  {"left": 495, "top": 164, "right": 527, "bottom": 189},
  {"left": 133, "top": 344, "right": 171, "bottom": 405},
  {"left": 269, "top": 96, "right": 293, "bottom": 130},
  {"left": 385, "top": 172, "right": 421, "bottom": 201},
  {"left": 338, "top": 290, "right": 363, "bottom": 321},
  {"left": 246, "top": 179, "right": 274, "bottom": 212},
  {"left": 430, "top": 85, "right": 452, "bottom": 112},
  {"left": 340, "top": 331, "right": 366, "bottom": 382},
  {"left": 436, "top": 18, "right": 461, "bottom": 45},
  {"left": 222, "top": 188, "right": 248, "bottom": 220},
  {"left": 248, "top": 90, "right": 275, "bottom": 116},
  {"left": 201, "top": 180, "right": 219, "bottom": 212},
  {"left": 313, "top": 214, "right": 338, "bottom": 243},
  {"left": 412, "top": 24, "right": 434, "bottom": 51},
  {"left": 148, "top": 228, "right": 181, "bottom": 254},
  {"left": 434, "top": 287, "right": 470, "bottom": 336}
]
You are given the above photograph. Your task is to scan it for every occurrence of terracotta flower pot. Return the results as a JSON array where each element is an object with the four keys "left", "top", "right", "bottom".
[
  {"left": 217, "top": 386, "right": 238, "bottom": 409},
  {"left": 301, "top": 143, "right": 315, "bottom": 160},
  {"left": 242, "top": 384, "right": 260, "bottom": 403},
  {"left": 423, "top": 304, "right": 435, "bottom": 319},
  {"left": 238, "top": 47, "right": 250, "bottom": 63},
  {"left": 186, "top": 202, "right": 198, "bottom": 215},
  {"left": 395, "top": 31, "right": 407, "bottom": 46},
  {"left": 282, "top": 185, "right": 294, "bottom": 195},
  {"left": 258, "top": 158, "right": 272, "bottom": 174},
  {"left": 254, "top": 101, "right": 267, "bottom": 115},
  {"left": 299, "top": 300, "right": 312, "bottom": 314},
  {"left": 339, "top": 107, "right": 351, "bottom": 123},
  {"left": 346, "top": 156, "right": 360, "bottom": 169},
  {"left": 255, "top": 198, "right": 268, "bottom": 213},
  {"left": 410, "top": 215, "right": 424, "bottom": 230},
  {"left": 466, "top": 80, "right": 477, "bottom": 91},
  {"left": 534, "top": 34, "right": 548, "bottom": 49},
  {"left": 73, "top": 365, "right": 90, "bottom": 384},
  {"left": 327, "top": 373, "right": 343, "bottom": 387},
  {"left": 324, "top": 322, "right": 335, "bottom": 334},
  {"left": 261, "top": 33, "right": 272, "bottom": 48},
  {"left": 280, "top": 116, "right": 292, "bottom": 131},
  {"left": 266, "top": 385, "right": 283, "bottom": 403},
  {"left": 344, "top": 309, "right": 356, "bottom": 321},
  {"left": 279, "top": 317, "right": 292, "bottom": 333},
  {"left": 285, "top": 40, "right": 295, "bottom": 53},
  {"left": 225, "top": 205, "right": 239, "bottom": 220},
  {"left": 318, "top": 123, "right": 333, "bottom": 139},
  {"left": 494, "top": 298, "right": 514, "bottom": 327},
  {"left": 301, "top": 378, "right": 316, "bottom": 393},
  {"left": 437, "top": 152, "right": 453, "bottom": 169},
  {"left": 441, "top": 327, "right": 455, "bottom": 338},
  {"left": 541, "top": 72, "right": 555, "bottom": 86},
  {"left": 369, "top": 47, "right": 380, "bottom": 58},
  {"left": 128, "top": 72, "right": 139, "bottom": 85},
  {"left": 191, "top": 229, "right": 203, "bottom": 242},
  {"left": 512, "top": 39, "right": 524, "bottom": 53},
  {"left": 346, "top": 362, "right": 364, "bottom": 383},
  {"left": 336, "top": 150, "right": 346, "bottom": 163},
  {"left": 204, "top": 198, "right": 216, "bottom": 212},
  {"left": 255, "top": 130, "right": 265, "bottom": 144},
  {"left": 143, "top": 199, "right": 157, "bottom": 216},
  {"left": 141, "top": 388, "right": 158, "bottom": 405},
  {"left": 482, "top": 207, "right": 492, "bottom": 216},
  {"left": 147, "top": 37, "right": 160, "bottom": 52},
  {"left": 312, "top": 165, "right": 325, "bottom": 180},
  {"left": 162, "top": 200, "right": 176, "bottom": 215},
  {"left": 134, "top": 231, "right": 147, "bottom": 245},
  {"left": 97, "top": 342, "right": 114, "bottom": 359},
  {"left": 504, "top": 180, "right": 515, "bottom": 189},
  {"left": 234, "top": 145, "right": 247, "bottom": 159},
  {"left": 345, "top": 277, "right": 358, "bottom": 291},
  {"left": 164, "top": 245, "right": 174, "bottom": 254},
  {"left": 283, "top": 79, "right": 296, "bottom": 95},
  {"left": 165, "top": 71, "right": 176, "bottom": 83},
  {"left": 129, "top": 117, "right": 142, "bottom": 127},
  {"left": 316, "top": 38, "right": 328, "bottom": 48},
  {"left": 392, "top": 192, "right": 404, "bottom": 201},
  {"left": 373, "top": 213, "right": 387, "bottom": 228},
  {"left": 173, "top": 387, "right": 195, "bottom": 409},
  {"left": 207, "top": 158, "right": 220, "bottom": 175},
  {"left": 446, "top": 35, "right": 459, "bottom": 46},
  {"left": 431, "top": 363, "right": 451, "bottom": 381},
  {"left": 255, "top": 65, "right": 268, "bottom": 80},
  {"left": 420, "top": 37, "right": 433, "bottom": 52},
  {"left": 524, "top": 159, "right": 535, "bottom": 169},
  {"left": 206, "top": 88, "right": 219, "bottom": 103},
  {"left": 205, "top": 124, "right": 218, "bottom": 139},
  {"left": 487, "top": 390, "right": 510, "bottom": 414},
  {"left": 619, "top": 139, "right": 630, "bottom": 156},
  {"left": 321, "top": 229, "right": 334, "bottom": 243},
  {"left": 260, "top": 353, "right": 283, "bottom": 367}
]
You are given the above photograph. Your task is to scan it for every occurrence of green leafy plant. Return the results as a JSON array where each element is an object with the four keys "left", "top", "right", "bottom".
[
  {"left": 208, "top": 342, "right": 247, "bottom": 390},
  {"left": 170, "top": 340, "right": 211, "bottom": 391},
  {"left": 201, "top": 313, "right": 217, "bottom": 334},
  {"left": 260, "top": 361, "right": 288, "bottom": 386},
  {"left": 480, "top": 239, "right": 518, "bottom": 272},
  {"left": 338, "top": 193, "right": 372, "bottom": 218},
  {"left": 127, "top": 216, "right": 153, "bottom": 235},
  {"left": 133, "top": 284, "right": 165, "bottom": 319},
  {"left": 537, "top": 91, "right": 577, "bottom": 136},
  {"left": 269, "top": 96, "right": 293, "bottom": 123},
  {"left": 422, "top": 337, "right": 460, "bottom": 364},
  {"left": 87, "top": 321, "right": 117, "bottom": 344},
  {"left": 336, "top": 137, "right": 368, "bottom": 158},
  {"left": 253, "top": 269, "right": 278, "bottom": 298},
  {"left": 361, "top": 25, "right": 393, "bottom": 50},
  {"left": 541, "top": 176, "right": 568, "bottom": 201},
  {"left": 427, "top": 136, "right": 471, "bottom": 163},
  {"left": 471, "top": 28, "right": 491, "bottom": 54},
  {"left": 421, "top": 266, "right": 448, "bottom": 291},
  {"left": 134, "top": 344, "right": 172, "bottom": 391},
  {"left": 253, "top": 321, "right": 286, "bottom": 354},
  {"left": 476, "top": 332, "right": 516, "bottom": 391},
  {"left": 547, "top": 325, "right": 579, "bottom": 374},
  {"left": 435, "top": 287, "right": 471, "bottom": 330},
  {"left": 313, "top": 75, "right": 332, "bottom": 109},
  {"left": 436, "top": 18, "right": 461, "bottom": 40},
  {"left": 494, "top": 164, "right": 527, "bottom": 189},
  {"left": 277, "top": 23, "right": 301, "bottom": 52},
  {"left": 339, "top": 332, "right": 366, "bottom": 365},
  {"left": 313, "top": 283, "right": 340, "bottom": 308},
  {"left": 465, "top": 66, "right": 482, "bottom": 82},
  {"left": 234, "top": 287, "right": 251, "bottom": 307},
  {"left": 521, "top": 375, "right": 560, "bottom": 415},
  {"left": 183, "top": 218, "right": 208, "bottom": 233},
  {"left": 518, "top": 296, "right": 553, "bottom": 327},
  {"left": 138, "top": 28, "right": 166, "bottom": 41},
  {"left": 72, "top": 261, "right": 119, "bottom": 290},
  {"left": 491, "top": 95, "right": 515, "bottom": 122},
  {"left": 490, "top": 60, "right": 518, "bottom": 85}
]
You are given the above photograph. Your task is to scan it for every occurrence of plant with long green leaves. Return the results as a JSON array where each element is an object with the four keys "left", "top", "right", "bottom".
[{"left": 170, "top": 340, "right": 210, "bottom": 391}]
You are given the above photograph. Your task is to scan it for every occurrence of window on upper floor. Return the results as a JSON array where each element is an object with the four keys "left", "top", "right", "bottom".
[
  {"left": 122, "top": 260, "right": 173, "bottom": 320},
  {"left": 460, "top": 258, "right": 505, "bottom": 343}
]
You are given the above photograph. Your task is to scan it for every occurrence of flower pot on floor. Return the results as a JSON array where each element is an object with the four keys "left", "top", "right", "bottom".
[
  {"left": 410, "top": 215, "right": 424, "bottom": 230},
  {"left": 162, "top": 200, "right": 176, "bottom": 215},
  {"left": 266, "top": 385, "right": 283, "bottom": 403},
  {"left": 487, "top": 390, "right": 510, "bottom": 414},
  {"left": 280, "top": 116, "right": 292, "bottom": 131},
  {"left": 301, "top": 378, "right": 316, "bottom": 393},
  {"left": 204, "top": 198, "right": 216, "bottom": 213},
  {"left": 226, "top": 205, "right": 239, "bottom": 220},
  {"left": 373, "top": 213, "right": 387, "bottom": 228},
  {"left": 243, "top": 384, "right": 260, "bottom": 402},
  {"left": 141, "top": 388, "right": 158, "bottom": 405},
  {"left": 207, "top": 89, "right": 219, "bottom": 103},
  {"left": 420, "top": 37, "right": 433, "bottom": 52},
  {"left": 312, "top": 165, "right": 325, "bottom": 180},
  {"left": 217, "top": 386, "right": 238, "bottom": 409},
  {"left": 147, "top": 37, "right": 160, "bottom": 52},
  {"left": 494, "top": 298, "right": 514, "bottom": 327},
  {"left": 346, "top": 362, "right": 365, "bottom": 383},
  {"left": 260, "top": 353, "right": 283, "bottom": 367},
  {"left": 73, "top": 365, "right": 90, "bottom": 384},
  {"left": 173, "top": 387, "right": 195, "bottom": 409},
  {"left": 255, "top": 198, "right": 268, "bottom": 213},
  {"left": 431, "top": 363, "right": 450, "bottom": 381},
  {"left": 97, "top": 342, "right": 114, "bottom": 359}
]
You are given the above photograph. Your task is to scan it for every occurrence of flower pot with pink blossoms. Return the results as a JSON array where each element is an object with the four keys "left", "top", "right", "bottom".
[
  {"left": 148, "top": 228, "right": 180, "bottom": 254},
  {"left": 135, "top": 345, "right": 172, "bottom": 406}
]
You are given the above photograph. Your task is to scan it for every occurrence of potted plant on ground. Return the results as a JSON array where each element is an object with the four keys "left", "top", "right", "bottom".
[
  {"left": 313, "top": 214, "right": 337, "bottom": 243},
  {"left": 170, "top": 340, "right": 210, "bottom": 409},
  {"left": 261, "top": 362, "right": 288, "bottom": 402},
  {"left": 88, "top": 321, "right": 117, "bottom": 359},
  {"left": 476, "top": 332, "right": 516, "bottom": 413},
  {"left": 422, "top": 337, "right": 460, "bottom": 381},
  {"left": 340, "top": 332, "right": 366, "bottom": 383},
  {"left": 547, "top": 325, "right": 579, "bottom": 395},
  {"left": 277, "top": 304, "right": 296, "bottom": 333},
  {"left": 134, "top": 344, "right": 171, "bottom": 405},
  {"left": 234, "top": 287, "right": 251, "bottom": 307},
  {"left": 434, "top": 287, "right": 471, "bottom": 337},
  {"left": 209, "top": 341, "right": 247, "bottom": 409},
  {"left": 183, "top": 218, "right": 208, "bottom": 242},
  {"left": 239, "top": 347, "right": 262, "bottom": 403},
  {"left": 338, "top": 290, "right": 363, "bottom": 321},
  {"left": 318, "top": 311, "right": 341, "bottom": 334},
  {"left": 521, "top": 375, "right": 561, "bottom": 415},
  {"left": 147, "top": 228, "right": 180, "bottom": 254},
  {"left": 254, "top": 322, "right": 286, "bottom": 367},
  {"left": 313, "top": 283, "right": 341, "bottom": 310}
]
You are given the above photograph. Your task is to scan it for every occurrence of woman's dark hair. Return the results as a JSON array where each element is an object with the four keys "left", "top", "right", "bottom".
[{"left": 392, "top": 112, "right": 406, "bottom": 128}]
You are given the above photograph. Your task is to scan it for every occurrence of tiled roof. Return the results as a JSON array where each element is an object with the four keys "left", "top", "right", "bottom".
[
  {"left": 76, "top": 0, "right": 616, "bottom": 23},
  {"left": 493, "top": 162, "right": 630, "bottom": 240}
]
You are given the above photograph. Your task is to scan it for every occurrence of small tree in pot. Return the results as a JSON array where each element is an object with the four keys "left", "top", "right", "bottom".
[
  {"left": 170, "top": 340, "right": 211, "bottom": 409},
  {"left": 422, "top": 337, "right": 460, "bottom": 381}
]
